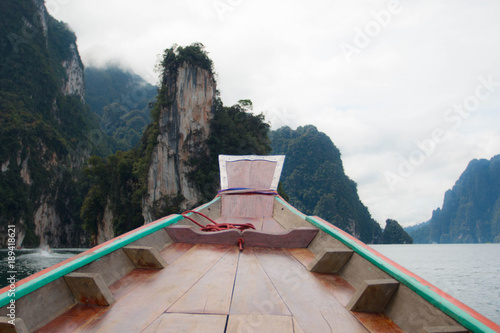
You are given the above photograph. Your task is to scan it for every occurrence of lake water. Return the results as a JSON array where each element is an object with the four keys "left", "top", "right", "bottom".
[
  {"left": 372, "top": 243, "right": 500, "bottom": 326},
  {"left": 0, "top": 248, "right": 85, "bottom": 289},
  {"left": 0, "top": 244, "right": 499, "bottom": 325}
]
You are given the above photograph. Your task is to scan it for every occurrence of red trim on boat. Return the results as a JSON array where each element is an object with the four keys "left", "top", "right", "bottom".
[
  {"left": 0, "top": 214, "right": 178, "bottom": 294},
  {"left": 315, "top": 219, "right": 500, "bottom": 331}
]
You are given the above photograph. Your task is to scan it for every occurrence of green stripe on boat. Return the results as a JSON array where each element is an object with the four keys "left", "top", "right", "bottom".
[
  {"left": 304, "top": 214, "right": 496, "bottom": 333},
  {"left": 0, "top": 214, "right": 183, "bottom": 308}
]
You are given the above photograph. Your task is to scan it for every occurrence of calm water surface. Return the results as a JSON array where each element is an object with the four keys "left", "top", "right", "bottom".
[{"left": 372, "top": 243, "right": 500, "bottom": 325}]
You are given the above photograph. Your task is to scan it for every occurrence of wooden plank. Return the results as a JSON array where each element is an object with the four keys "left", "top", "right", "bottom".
[
  {"left": 166, "top": 226, "right": 241, "bottom": 245},
  {"left": 262, "top": 217, "right": 286, "bottom": 233},
  {"left": 166, "top": 227, "right": 317, "bottom": 248},
  {"left": 287, "top": 248, "right": 316, "bottom": 267},
  {"left": 254, "top": 247, "right": 368, "bottom": 333},
  {"left": 74, "top": 244, "right": 231, "bottom": 333},
  {"left": 168, "top": 247, "right": 239, "bottom": 314},
  {"left": 226, "top": 159, "right": 277, "bottom": 189},
  {"left": 226, "top": 315, "right": 294, "bottom": 333},
  {"left": 221, "top": 195, "right": 275, "bottom": 218},
  {"left": 142, "top": 313, "right": 226, "bottom": 333},
  {"left": 353, "top": 312, "right": 405, "bottom": 333},
  {"left": 108, "top": 269, "right": 159, "bottom": 301},
  {"left": 272, "top": 198, "right": 312, "bottom": 229},
  {"left": 293, "top": 317, "right": 305, "bottom": 333},
  {"left": 242, "top": 228, "right": 318, "bottom": 248},
  {"left": 312, "top": 273, "right": 356, "bottom": 307},
  {"left": 159, "top": 242, "right": 194, "bottom": 265},
  {"left": 224, "top": 217, "right": 263, "bottom": 231},
  {"left": 230, "top": 247, "right": 291, "bottom": 316},
  {"left": 290, "top": 243, "right": 357, "bottom": 307},
  {"left": 35, "top": 305, "right": 106, "bottom": 333}
]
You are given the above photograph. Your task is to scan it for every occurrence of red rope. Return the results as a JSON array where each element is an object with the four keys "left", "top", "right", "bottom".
[
  {"left": 180, "top": 210, "right": 254, "bottom": 251},
  {"left": 181, "top": 210, "right": 255, "bottom": 232}
]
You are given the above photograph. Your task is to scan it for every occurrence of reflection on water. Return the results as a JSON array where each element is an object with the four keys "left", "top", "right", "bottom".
[{"left": 0, "top": 248, "right": 86, "bottom": 288}]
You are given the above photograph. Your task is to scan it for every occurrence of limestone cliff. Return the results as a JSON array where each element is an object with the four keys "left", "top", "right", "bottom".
[
  {"left": 61, "top": 43, "right": 85, "bottom": 101},
  {"left": 143, "top": 62, "right": 216, "bottom": 222},
  {"left": 408, "top": 155, "right": 500, "bottom": 243},
  {"left": 270, "top": 125, "right": 383, "bottom": 244},
  {"left": 80, "top": 44, "right": 272, "bottom": 244},
  {"left": 0, "top": 0, "right": 105, "bottom": 247}
]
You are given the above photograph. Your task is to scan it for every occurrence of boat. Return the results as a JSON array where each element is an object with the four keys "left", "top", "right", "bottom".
[{"left": 1, "top": 155, "right": 499, "bottom": 332}]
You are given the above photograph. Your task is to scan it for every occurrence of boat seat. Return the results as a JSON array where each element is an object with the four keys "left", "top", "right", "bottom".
[
  {"left": 166, "top": 225, "right": 318, "bottom": 248},
  {"left": 169, "top": 154, "right": 319, "bottom": 247}
]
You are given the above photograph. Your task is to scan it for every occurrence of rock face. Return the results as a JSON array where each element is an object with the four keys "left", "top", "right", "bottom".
[
  {"left": 382, "top": 219, "right": 413, "bottom": 244},
  {"left": 97, "top": 202, "right": 115, "bottom": 244},
  {"left": 143, "top": 63, "right": 216, "bottom": 222},
  {"left": 61, "top": 44, "right": 85, "bottom": 101},
  {"left": 270, "top": 125, "right": 383, "bottom": 244},
  {"left": 408, "top": 155, "right": 500, "bottom": 243},
  {"left": 0, "top": 0, "right": 96, "bottom": 247},
  {"left": 30, "top": 10, "right": 87, "bottom": 246}
]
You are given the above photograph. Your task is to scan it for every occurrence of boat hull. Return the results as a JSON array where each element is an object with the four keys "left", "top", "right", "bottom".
[{"left": 0, "top": 195, "right": 498, "bottom": 333}]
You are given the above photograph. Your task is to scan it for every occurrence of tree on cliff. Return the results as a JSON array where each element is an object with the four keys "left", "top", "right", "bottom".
[
  {"left": 81, "top": 43, "right": 271, "bottom": 242},
  {"left": 382, "top": 219, "right": 413, "bottom": 244},
  {"left": 270, "top": 125, "right": 383, "bottom": 244},
  {"left": 188, "top": 99, "right": 271, "bottom": 202},
  {"left": 0, "top": 0, "right": 116, "bottom": 247}
]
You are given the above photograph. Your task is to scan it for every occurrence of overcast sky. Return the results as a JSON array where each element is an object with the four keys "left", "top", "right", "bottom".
[{"left": 46, "top": 0, "right": 500, "bottom": 228}]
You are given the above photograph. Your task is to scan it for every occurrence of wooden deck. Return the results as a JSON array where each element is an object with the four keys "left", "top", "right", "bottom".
[{"left": 36, "top": 243, "right": 403, "bottom": 333}]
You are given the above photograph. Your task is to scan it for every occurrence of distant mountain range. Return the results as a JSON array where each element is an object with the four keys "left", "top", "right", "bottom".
[
  {"left": 271, "top": 125, "right": 406, "bottom": 244},
  {"left": 406, "top": 155, "right": 500, "bottom": 243}
]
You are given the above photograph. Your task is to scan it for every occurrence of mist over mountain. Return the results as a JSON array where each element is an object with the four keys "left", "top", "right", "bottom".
[
  {"left": 80, "top": 44, "right": 272, "bottom": 244},
  {"left": 407, "top": 155, "right": 500, "bottom": 243},
  {"left": 85, "top": 66, "right": 157, "bottom": 150}
]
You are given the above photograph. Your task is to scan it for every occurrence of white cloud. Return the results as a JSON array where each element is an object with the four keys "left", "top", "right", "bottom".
[{"left": 46, "top": 0, "right": 500, "bottom": 227}]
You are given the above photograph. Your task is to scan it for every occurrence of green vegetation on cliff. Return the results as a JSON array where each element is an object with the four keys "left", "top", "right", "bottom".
[
  {"left": 270, "top": 125, "right": 382, "bottom": 243},
  {"left": 158, "top": 42, "right": 214, "bottom": 75},
  {"left": 0, "top": 0, "right": 115, "bottom": 246},
  {"left": 408, "top": 155, "right": 500, "bottom": 243},
  {"left": 81, "top": 103, "right": 164, "bottom": 240},
  {"left": 189, "top": 99, "right": 271, "bottom": 202},
  {"left": 85, "top": 66, "right": 157, "bottom": 150},
  {"left": 382, "top": 219, "right": 413, "bottom": 244},
  {"left": 81, "top": 43, "right": 271, "bottom": 241}
]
